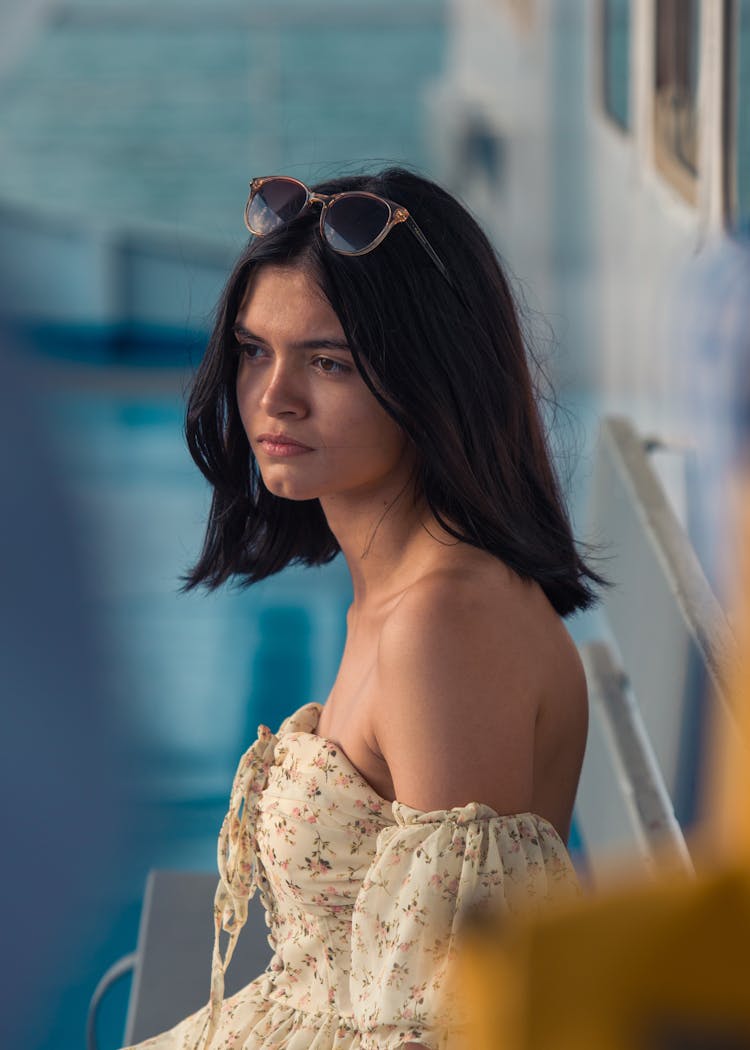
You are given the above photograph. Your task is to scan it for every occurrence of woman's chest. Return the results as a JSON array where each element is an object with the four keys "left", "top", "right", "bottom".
[{"left": 317, "top": 630, "right": 396, "bottom": 803}]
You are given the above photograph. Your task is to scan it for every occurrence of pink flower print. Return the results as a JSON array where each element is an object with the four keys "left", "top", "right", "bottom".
[
  {"left": 385, "top": 961, "right": 411, "bottom": 990},
  {"left": 375, "top": 918, "right": 391, "bottom": 939},
  {"left": 409, "top": 981, "right": 428, "bottom": 1005},
  {"left": 305, "top": 856, "right": 332, "bottom": 876}
]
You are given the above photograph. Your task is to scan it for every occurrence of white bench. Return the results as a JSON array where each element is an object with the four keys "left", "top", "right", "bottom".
[{"left": 89, "top": 870, "right": 272, "bottom": 1048}]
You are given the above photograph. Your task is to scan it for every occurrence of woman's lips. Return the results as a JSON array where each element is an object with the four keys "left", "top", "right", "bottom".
[{"left": 258, "top": 438, "right": 313, "bottom": 457}]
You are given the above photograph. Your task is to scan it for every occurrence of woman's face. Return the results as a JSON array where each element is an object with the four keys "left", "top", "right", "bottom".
[{"left": 234, "top": 264, "right": 413, "bottom": 504}]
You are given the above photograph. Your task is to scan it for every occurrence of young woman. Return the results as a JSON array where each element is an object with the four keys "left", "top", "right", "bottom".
[{"left": 124, "top": 168, "right": 608, "bottom": 1050}]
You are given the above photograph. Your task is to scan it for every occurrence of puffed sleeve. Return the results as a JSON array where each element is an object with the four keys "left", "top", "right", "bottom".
[{"left": 349, "top": 800, "right": 581, "bottom": 1050}]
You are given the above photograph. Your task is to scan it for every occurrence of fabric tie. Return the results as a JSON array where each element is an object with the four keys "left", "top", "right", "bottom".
[{"left": 194, "top": 723, "right": 278, "bottom": 1050}]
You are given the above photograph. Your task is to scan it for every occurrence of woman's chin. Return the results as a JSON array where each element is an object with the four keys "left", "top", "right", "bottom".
[{"left": 261, "top": 477, "right": 319, "bottom": 502}]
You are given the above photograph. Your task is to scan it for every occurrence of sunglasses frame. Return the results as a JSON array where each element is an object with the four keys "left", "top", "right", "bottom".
[{"left": 244, "top": 175, "right": 458, "bottom": 294}]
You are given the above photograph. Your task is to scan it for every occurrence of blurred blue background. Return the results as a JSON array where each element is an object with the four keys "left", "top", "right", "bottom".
[{"left": 1, "top": 1, "right": 747, "bottom": 1047}]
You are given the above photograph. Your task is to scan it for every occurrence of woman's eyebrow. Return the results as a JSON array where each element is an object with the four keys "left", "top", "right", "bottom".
[
  {"left": 292, "top": 337, "right": 352, "bottom": 352},
  {"left": 233, "top": 324, "right": 351, "bottom": 352}
]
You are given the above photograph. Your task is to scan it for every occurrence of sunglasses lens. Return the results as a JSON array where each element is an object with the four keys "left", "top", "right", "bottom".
[
  {"left": 246, "top": 178, "right": 307, "bottom": 234},
  {"left": 323, "top": 194, "right": 391, "bottom": 254}
]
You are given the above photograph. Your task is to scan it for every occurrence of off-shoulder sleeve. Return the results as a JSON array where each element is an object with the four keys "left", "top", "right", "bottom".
[{"left": 349, "top": 800, "right": 581, "bottom": 1050}]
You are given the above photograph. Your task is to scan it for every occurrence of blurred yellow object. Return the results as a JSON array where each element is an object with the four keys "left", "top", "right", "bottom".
[{"left": 453, "top": 866, "right": 750, "bottom": 1050}]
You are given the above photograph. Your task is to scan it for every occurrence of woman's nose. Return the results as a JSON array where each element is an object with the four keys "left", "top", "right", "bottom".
[{"left": 258, "top": 360, "right": 307, "bottom": 416}]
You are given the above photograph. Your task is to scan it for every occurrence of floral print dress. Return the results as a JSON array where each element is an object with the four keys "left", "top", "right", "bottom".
[{"left": 122, "top": 701, "right": 580, "bottom": 1050}]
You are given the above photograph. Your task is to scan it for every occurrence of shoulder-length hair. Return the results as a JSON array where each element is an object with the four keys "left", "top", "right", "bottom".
[{"left": 180, "top": 166, "right": 610, "bottom": 618}]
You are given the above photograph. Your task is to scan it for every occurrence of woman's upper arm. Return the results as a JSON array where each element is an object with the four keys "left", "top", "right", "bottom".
[{"left": 372, "top": 576, "right": 540, "bottom": 815}]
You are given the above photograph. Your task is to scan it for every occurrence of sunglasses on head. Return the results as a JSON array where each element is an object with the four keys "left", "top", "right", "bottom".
[{"left": 244, "top": 175, "right": 459, "bottom": 296}]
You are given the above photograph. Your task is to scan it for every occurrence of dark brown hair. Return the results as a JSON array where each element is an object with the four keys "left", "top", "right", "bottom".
[{"left": 180, "top": 167, "right": 610, "bottom": 617}]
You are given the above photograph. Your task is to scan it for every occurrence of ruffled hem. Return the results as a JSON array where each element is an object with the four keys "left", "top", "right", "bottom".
[{"left": 121, "top": 972, "right": 447, "bottom": 1050}]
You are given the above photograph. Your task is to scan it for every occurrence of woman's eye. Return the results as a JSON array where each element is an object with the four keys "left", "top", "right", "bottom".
[
  {"left": 234, "top": 340, "right": 265, "bottom": 360},
  {"left": 315, "top": 357, "right": 350, "bottom": 375}
]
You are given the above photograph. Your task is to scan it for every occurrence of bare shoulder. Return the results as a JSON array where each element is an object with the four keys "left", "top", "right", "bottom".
[{"left": 372, "top": 559, "right": 579, "bottom": 816}]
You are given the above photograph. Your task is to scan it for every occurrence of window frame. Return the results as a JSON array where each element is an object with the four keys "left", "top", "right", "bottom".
[
  {"left": 724, "top": 0, "right": 750, "bottom": 234},
  {"left": 652, "top": 0, "right": 701, "bottom": 206}
]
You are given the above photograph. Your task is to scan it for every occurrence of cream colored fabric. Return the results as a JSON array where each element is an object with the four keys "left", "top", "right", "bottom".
[{"left": 122, "top": 702, "right": 580, "bottom": 1050}]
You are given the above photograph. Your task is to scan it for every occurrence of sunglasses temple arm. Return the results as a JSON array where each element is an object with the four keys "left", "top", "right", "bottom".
[{"left": 405, "top": 217, "right": 468, "bottom": 308}]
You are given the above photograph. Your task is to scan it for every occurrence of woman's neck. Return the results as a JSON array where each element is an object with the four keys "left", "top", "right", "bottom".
[{"left": 320, "top": 483, "right": 463, "bottom": 617}]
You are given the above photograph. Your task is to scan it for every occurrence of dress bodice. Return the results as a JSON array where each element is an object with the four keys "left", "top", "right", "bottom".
[{"left": 254, "top": 709, "right": 394, "bottom": 1016}]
